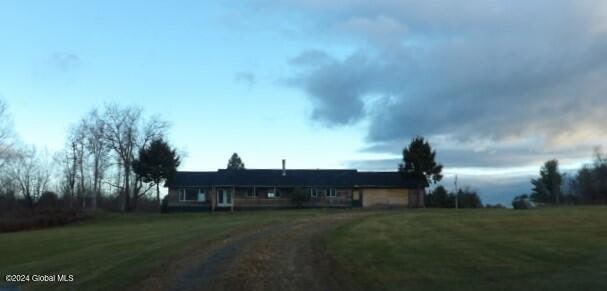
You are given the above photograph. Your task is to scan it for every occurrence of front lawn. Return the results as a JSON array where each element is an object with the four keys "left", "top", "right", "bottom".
[
  {"left": 323, "top": 207, "right": 607, "bottom": 291},
  {"left": 0, "top": 210, "right": 321, "bottom": 290}
]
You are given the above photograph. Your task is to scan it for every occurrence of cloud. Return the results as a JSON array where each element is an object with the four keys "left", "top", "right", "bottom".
[
  {"left": 49, "top": 52, "right": 81, "bottom": 73},
  {"left": 234, "top": 71, "right": 256, "bottom": 87},
  {"left": 278, "top": 0, "right": 607, "bottom": 167}
]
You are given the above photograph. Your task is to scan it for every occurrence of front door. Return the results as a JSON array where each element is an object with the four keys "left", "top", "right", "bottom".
[
  {"left": 217, "top": 189, "right": 233, "bottom": 207},
  {"left": 352, "top": 190, "right": 363, "bottom": 208}
]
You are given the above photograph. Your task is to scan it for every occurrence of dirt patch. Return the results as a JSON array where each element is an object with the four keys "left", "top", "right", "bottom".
[{"left": 218, "top": 214, "right": 367, "bottom": 291}]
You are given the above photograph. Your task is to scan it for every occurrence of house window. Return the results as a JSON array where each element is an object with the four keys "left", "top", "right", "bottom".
[
  {"left": 179, "top": 188, "right": 205, "bottom": 201},
  {"left": 267, "top": 188, "right": 281, "bottom": 198},
  {"left": 336, "top": 189, "right": 350, "bottom": 197},
  {"left": 247, "top": 189, "right": 255, "bottom": 197},
  {"left": 310, "top": 188, "right": 316, "bottom": 198},
  {"left": 327, "top": 188, "right": 337, "bottom": 197},
  {"left": 314, "top": 188, "right": 328, "bottom": 197}
]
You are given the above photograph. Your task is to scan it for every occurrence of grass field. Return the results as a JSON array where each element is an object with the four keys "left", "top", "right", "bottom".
[
  {"left": 323, "top": 207, "right": 607, "bottom": 291},
  {"left": 2, "top": 208, "right": 607, "bottom": 291},
  {"left": 0, "top": 210, "right": 320, "bottom": 290}
]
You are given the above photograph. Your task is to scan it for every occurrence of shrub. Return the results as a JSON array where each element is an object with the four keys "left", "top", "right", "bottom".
[
  {"left": 291, "top": 188, "right": 310, "bottom": 208},
  {"left": 512, "top": 194, "right": 535, "bottom": 210},
  {"left": 0, "top": 209, "right": 89, "bottom": 233}
]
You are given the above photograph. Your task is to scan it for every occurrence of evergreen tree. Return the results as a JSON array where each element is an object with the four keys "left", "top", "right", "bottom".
[
  {"left": 530, "top": 159, "right": 562, "bottom": 204},
  {"left": 399, "top": 136, "right": 443, "bottom": 207},
  {"left": 132, "top": 138, "right": 180, "bottom": 205},
  {"left": 227, "top": 153, "right": 245, "bottom": 170}
]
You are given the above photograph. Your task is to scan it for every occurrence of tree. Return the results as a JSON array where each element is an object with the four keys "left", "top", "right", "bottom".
[
  {"left": 425, "top": 185, "right": 482, "bottom": 208},
  {"left": 102, "top": 104, "right": 167, "bottom": 211},
  {"left": 67, "top": 123, "right": 87, "bottom": 208},
  {"left": 227, "top": 153, "right": 245, "bottom": 170},
  {"left": 8, "top": 146, "right": 52, "bottom": 209},
  {"left": 571, "top": 148, "right": 607, "bottom": 204},
  {"left": 56, "top": 142, "right": 79, "bottom": 208},
  {"left": 132, "top": 138, "right": 180, "bottom": 205},
  {"left": 530, "top": 159, "right": 563, "bottom": 204},
  {"left": 102, "top": 105, "right": 141, "bottom": 211},
  {"left": 0, "top": 99, "right": 16, "bottom": 169},
  {"left": 82, "top": 109, "right": 109, "bottom": 210},
  {"left": 291, "top": 188, "right": 310, "bottom": 208},
  {"left": 455, "top": 187, "right": 483, "bottom": 208},
  {"left": 399, "top": 136, "right": 443, "bottom": 207},
  {"left": 426, "top": 185, "right": 449, "bottom": 207}
]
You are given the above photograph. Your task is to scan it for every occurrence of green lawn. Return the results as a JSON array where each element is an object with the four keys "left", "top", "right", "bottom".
[
  {"left": 0, "top": 210, "right": 320, "bottom": 290},
  {"left": 323, "top": 207, "right": 607, "bottom": 291}
]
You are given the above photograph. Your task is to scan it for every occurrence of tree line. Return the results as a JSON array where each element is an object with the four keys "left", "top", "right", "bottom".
[
  {"left": 0, "top": 99, "right": 180, "bottom": 213},
  {"left": 516, "top": 149, "right": 607, "bottom": 206}
]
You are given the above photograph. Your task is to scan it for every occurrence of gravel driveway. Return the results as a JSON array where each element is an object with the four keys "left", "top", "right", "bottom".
[{"left": 135, "top": 211, "right": 370, "bottom": 291}]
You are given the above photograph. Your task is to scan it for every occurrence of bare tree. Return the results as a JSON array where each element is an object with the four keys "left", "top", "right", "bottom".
[
  {"left": 56, "top": 141, "right": 78, "bottom": 208},
  {"left": 102, "top": 104, "right": 167, "bottom": 211},
  {"left": 82, "top": 109, "right": 109, "bottom": 210},
  {"left": 66, "top": 123, "right": 89, "bottom": 208},
  {"left": 0, "top": 99, "right": 16, "bottom": 169},
  {"left": 102, "top": 104, "right": 139, "bottom": 211},
  {"left": 9, "top": 146, "right": 52, "bottom": 208},
  {"left": 132, "top": 114, "right": 168, "bottom": 208}
]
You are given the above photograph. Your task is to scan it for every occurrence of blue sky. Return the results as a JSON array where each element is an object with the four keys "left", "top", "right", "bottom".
[
  {"left": 0, "top": 1, "right": 388, "bottom": 169},
  {"left": 2, "top": 1, "right": 606, "bottom": 204}
]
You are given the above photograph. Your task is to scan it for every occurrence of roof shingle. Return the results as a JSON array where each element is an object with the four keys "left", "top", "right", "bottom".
[{"left": 165, "top": 169, "right": 421, "bottom": 188}]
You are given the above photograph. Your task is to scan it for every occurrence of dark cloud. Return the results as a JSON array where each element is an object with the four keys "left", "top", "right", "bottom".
[
  {"left": 49, "top": 52, "right": 81, "bottom": 73},
  {"left": 280, "top": 0, "right": 607, "bottom": 167}
]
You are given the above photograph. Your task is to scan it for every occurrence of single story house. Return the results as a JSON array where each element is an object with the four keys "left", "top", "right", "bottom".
[{"left": 164, "top": 160, "right": 425, "bottom": 211}]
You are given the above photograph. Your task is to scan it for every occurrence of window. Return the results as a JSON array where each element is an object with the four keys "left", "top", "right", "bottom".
[
  {"left": 310, "top": 188, "right": 316, "bottom": 198},
  {"left": 336, "top": 189, "right": 350, "bottom": 197},
  {"left": 314, "top": 188, "right": 328, "bottom": 197},
  {"left": 267, "top": 188, "right": 281, "bottom": 198},
  {"left": 179, "top": 188, "right": 205, "bottom": 201},
  {"left": 327, "top": 188, "right": 336, "bottom": 197}
]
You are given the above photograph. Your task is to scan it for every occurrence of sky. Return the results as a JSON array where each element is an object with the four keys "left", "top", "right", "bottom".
[{"left": 1, "top": 1, "right": 606, "bottom": 205}]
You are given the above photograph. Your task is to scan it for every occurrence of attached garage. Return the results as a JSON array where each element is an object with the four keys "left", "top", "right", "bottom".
[{"left": 361, "top": 188, "right": 410, "bottom": 208}]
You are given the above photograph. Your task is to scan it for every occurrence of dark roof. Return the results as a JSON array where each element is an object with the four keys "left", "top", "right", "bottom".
[{"left": 165, "top": 169, "right": 421, "bottom": 188}]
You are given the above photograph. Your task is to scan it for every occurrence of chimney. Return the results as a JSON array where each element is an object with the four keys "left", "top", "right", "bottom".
[{"left": 282, "top": 159, "right": 286, "bottom": 176}]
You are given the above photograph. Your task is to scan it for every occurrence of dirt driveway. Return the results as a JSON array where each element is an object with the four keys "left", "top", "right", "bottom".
[{"left": 135, "top": 211, "right": 372, "bottom": 291}]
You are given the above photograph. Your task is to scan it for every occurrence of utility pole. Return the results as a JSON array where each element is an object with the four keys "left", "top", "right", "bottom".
[{"left": 454, "top": 174, "right": 459, "bottom": 209}]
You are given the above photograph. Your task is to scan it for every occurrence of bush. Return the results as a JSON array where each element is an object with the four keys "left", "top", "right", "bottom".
[
  {"left": 37, "top": 191, "right": 60, "bottom": 209},
  {"left": 291, "top": 188, "right": 310, "bottom": 208},
  {"left": 0, "top": 209, "right": 90, "bottom": 233},
  {"left": 512, "top": 194, "right": 535, "bottom": 210},
  {"left": 426, "top": 186, "right": 483, "bottom": 208}
]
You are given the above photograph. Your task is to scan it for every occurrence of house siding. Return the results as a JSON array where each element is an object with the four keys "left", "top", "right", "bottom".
[
  {"left": 166, "top": 187, "right": 212, "bottom": 210},
  {"left": 164, "top": 169, "right": 424, "bottom": 211},
  {"left": 361, "top": 188, "right": 409, "bottom": 208}
]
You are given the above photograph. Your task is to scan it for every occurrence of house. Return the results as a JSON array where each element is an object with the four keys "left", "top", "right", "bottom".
[{"left": 164, "top": 160, "right": 425, "bottom": 211}]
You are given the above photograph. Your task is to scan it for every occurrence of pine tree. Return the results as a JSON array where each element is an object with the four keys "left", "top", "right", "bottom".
[
  {"left": 132, "top": 138, "right": 180, "bottom": 205},
  {"left": 227, "top": 153, "right": 245, "bottom": 170}
]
